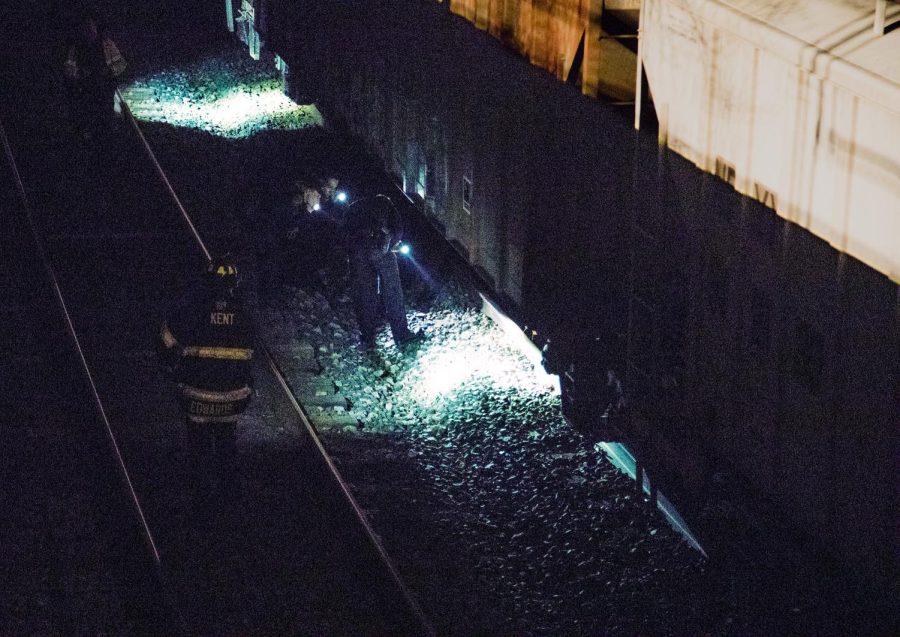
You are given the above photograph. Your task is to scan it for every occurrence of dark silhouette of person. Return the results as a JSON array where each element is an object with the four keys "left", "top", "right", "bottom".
[
  {"left": 63, "top": 11, "right": 127, "bottom": 214},
  {"left": 258, "top": 177, "right": 343, "bottom": 301},
  {"left": 64, "top": 12, "right": 125, "bottom": 142},
  {"left": 345, "top": 194, "right": 420, "bottom": 348}
]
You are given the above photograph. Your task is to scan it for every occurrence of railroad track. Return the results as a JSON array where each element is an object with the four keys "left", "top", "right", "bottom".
[
  {"left": 9, "top": 2, "right": 888, "bottom": 636},
  {"left": 1, "top": 119, "right": 183, "bottom": 635},
  {"left": 119, "top": 88, "right": 435, "bottom": 635},
  {"left": 1, "top": 41, "right": 433, "bottom": 637}
]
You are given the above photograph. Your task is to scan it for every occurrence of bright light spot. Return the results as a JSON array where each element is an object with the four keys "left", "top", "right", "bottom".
[
  {"left": 399, "top": 243, "right": 411, "bottom": 256},
  {"left": 313, "top": 203, "right": 321, "bottom": 211},
  {"left": 203, "top": 89, "right": 295, "bottom": 129},
  {"left": 402, "top": 310, "right": 559, "bottom": 406},
  {"left": 123, "top": 74, "right": 323, "bottom": 139},
  {"left": 480, "top": 294, "right": 560, "bottom": 395},
  {"left": 420, "top": 353, "right": 470, "bottom": 397},
  {"left": 336, "top": 191, "right": 348, "bottom": 203},
  {"left": 410, "top": 338, "right": 524, "bottom": 403}
]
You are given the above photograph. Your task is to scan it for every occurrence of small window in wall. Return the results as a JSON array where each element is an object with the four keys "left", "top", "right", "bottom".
[
  {"left": 393, "top": 141, "right": 405, "bottom": 188},
  {"left": 248, "top": 29, "right": 260, "bottom": 60},
  {"left": 416, "top": 162, "right": 427, "bottom": 200},
  {"left": 392, "top": 99, "right": 407, "bottom": 180},
  {"left": 462, "top": 175, "right": 473, "bottom": 214}
]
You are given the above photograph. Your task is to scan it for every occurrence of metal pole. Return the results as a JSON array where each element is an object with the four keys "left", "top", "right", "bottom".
[
  {"left": 874, "top": 0, "right": 887, "bottom": 35},
  {"left": 226, "top": 0, "right": 234, "bottom": 33},
  {"left": 634, "top": 0, "right": 646, "bottom": 130}
]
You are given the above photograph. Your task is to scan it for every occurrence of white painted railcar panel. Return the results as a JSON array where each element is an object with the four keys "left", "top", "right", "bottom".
[{"left": 641, "top": 0, "right": 900, "bottom": 282}]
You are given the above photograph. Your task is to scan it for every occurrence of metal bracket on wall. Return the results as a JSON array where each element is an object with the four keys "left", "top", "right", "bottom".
[{"left": 874, "top": 0, "right": 887, "bottom": 35}]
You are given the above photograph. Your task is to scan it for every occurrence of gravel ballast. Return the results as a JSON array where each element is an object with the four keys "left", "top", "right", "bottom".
[{"left": 259, "top": 278, "right": 711, "bottom": 636}]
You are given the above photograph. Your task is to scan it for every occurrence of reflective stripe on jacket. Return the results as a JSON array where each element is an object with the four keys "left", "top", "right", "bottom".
[
  {"left": 161, "top": 321, "right": 254, "bottom": 361},
  {"left": 179, "top": 383, "right": 252, "bottom": 424},
  {"left": 181, "top": 345, "right": 253, "bottom": 361},
  {"left": 159, "top": 288, "right": 254, "bottom": 424},
  {"left": 180, "top": 384, "right": 252, "bottom": 403}
]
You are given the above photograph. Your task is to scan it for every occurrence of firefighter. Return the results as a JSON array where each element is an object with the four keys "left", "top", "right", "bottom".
[
  {"left": 345, "top": 194, "right": 422, "bottom": 349},
  {"left": 64, "top": 11, "right": 127, "bottom": 215},
  {"left": 64, "top": 12, "right": 127, "bottom": 142},
  {"left": 160, "top": 256, "right": 254, "bottom": 495}
]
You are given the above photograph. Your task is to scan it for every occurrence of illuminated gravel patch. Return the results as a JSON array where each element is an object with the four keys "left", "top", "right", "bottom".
[
  {"left": 121, "top": 52, "right": 322, "bottom": 138},
  {"left": 259, "top": 280, "right": 707, "bottom": 635},
  {"left": 399, "top": 308, "right": 555, "bottom": 406}
]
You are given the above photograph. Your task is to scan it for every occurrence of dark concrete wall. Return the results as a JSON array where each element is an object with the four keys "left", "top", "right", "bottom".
[{"left": 629, "top": 139, "right": 899, "bottom": 589}]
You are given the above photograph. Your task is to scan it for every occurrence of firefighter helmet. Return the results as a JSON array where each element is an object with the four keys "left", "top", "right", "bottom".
[{"left": 206, "top": 256, "right": 239, "bottom": 288}]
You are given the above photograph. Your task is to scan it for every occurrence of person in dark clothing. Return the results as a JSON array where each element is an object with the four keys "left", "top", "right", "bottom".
[
  {"left": 258, "top": 180, "right": 315, "bottom": 300},
  {"left": 64, "top": 12, "right": 127, "bottom": 215},
  {"left": 259, "top": 177, "right": 345, "bottom": 300},
  {"left": 64, "top": 13, "right": 125, "bottom": 142},
  {"left": 317, "top": 176, "right": 343, "bottom": 217},
  {"left": 160, "top": 257, "right": 254, "bottom": 495},
  {"left": 298, "top": 178, "right": 343, "bottom": 286},
  {"left": 314, "top": 175, "right": 351, "bottom": 284},
  {"left": 345, "top": 194, "right": 421, "bottom": 348}
]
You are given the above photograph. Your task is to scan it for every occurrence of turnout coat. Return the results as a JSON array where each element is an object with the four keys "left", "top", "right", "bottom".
[{"left": 160, "top": 287, "right": 254, "bottom": 424}]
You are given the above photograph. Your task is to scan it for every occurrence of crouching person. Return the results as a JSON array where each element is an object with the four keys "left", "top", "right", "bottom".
[{"left": 160, "top": 256, "right": 254, "bottom": 498}]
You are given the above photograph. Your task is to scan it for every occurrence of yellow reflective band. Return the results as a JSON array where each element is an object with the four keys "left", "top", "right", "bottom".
[
  {"left": 188, "top": 413, "right": 241, "bottom": 424},
  {"left": 180, "top": 384, "right": 252, "bottom": 402},
  {"left": 181, "top": 346, "right": 253, "bottom": 360},
  {"left": 160, "top": 322, "right": 178, "bottom": 349}
]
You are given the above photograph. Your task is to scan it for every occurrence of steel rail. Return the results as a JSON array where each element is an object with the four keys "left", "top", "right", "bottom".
[
  {"left": 117, "top": 89, "right": 212, "bottom": 262},
  {"left": 0, "top": 116, "right": 188, "bottom": 632},
  {"left": 261, "top": 341, "right": 437, "bottom": 637},
  {"left": 120, "top": 93, "right": 437, "bottom": 637}
]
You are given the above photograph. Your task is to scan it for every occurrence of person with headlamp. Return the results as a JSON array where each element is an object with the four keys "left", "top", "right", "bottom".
[
  {"left": 345, "top": 194, "right": 422, "bottom": 349},
  {"left": 258, "top": 176, "right": 328, "bottom": 300}
]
